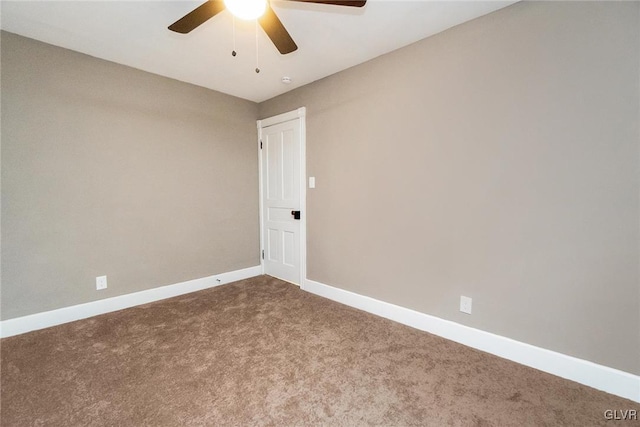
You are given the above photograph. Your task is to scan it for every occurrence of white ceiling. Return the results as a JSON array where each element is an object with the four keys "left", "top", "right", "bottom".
[{"left": 1, "top": 0, "right": 517, "bottom": 102}]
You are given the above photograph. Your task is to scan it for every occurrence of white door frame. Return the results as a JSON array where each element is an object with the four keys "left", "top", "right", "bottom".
[{"left": 257, "top": 107, "right": 307, "bottom": 286}]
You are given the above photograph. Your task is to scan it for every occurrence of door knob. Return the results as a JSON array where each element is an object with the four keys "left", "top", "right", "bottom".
[{"left": 291, "top": 210, "right": 301, "bottom": 220}]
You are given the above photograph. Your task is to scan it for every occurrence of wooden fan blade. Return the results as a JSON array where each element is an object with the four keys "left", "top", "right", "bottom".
[
  {"left": 259, "top": 5, "right": 298, "bottom": 55},
  {"left": 286, "top": 0, "right": 366, "bottom": 7},
  {"left": 168, "top": 0, "right": 226, "bottom": 34}
]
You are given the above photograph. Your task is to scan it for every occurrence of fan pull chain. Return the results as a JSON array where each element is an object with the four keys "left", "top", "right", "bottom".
[
  {"left": 231, "top": 16, "right": 237, "bottom": 57},
  {"left": 255, "top": 20, "right": 260, "bottom": 73}
]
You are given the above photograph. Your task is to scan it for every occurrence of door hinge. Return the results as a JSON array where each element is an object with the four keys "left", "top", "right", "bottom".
[
  {"left": 260, "top": 140, "right": 262, "bottom": 149},
  {"left": 262, "top": 249, "right": 264, "bottom": 260}
]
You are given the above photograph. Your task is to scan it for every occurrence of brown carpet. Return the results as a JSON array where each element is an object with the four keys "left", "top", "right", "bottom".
[{"left": 1, "top": 275, "right": 638, "bottom": 426}]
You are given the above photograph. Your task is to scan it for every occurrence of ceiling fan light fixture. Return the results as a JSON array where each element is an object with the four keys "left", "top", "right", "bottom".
[{"left": 224, "top": 0, "right": 267, "bottom": 20}]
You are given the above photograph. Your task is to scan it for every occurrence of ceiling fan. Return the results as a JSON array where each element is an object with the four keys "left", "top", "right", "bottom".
[{"left": 168, "top": 0, "right": 367, "bottom": 55}]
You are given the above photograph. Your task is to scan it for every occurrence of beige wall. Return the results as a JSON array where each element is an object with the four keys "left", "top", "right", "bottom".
[
  {"left": 1, "top": 32, "right": 260, "bottom": 320},
  {"left": 259, "top": 1, "right": 640, "bottom": 375}
]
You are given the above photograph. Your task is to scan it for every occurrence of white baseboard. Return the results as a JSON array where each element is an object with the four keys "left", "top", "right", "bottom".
[
  {"left": 0, "top": 265, "right": 262, "bottom": 339},
  {"left": 302, "top": 278, "right": 640, "bottom": 403}
]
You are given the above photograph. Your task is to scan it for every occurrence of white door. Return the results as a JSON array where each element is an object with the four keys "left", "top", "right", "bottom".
[{"left": 260, "top": 116, "right": 303, "bottom": 285}]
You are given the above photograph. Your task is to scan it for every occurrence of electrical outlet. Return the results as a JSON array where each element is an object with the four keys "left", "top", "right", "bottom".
[
  {"left": 96, "top": 275, "right": 107, "bottom": 290},
  {"left": 460, "top": 296, "right": 472, "bottom": 314}
]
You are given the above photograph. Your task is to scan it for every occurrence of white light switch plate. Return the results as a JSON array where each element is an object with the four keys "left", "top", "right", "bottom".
[{"left": 309, "top": 177, "right": 316, "bottom": 188}]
